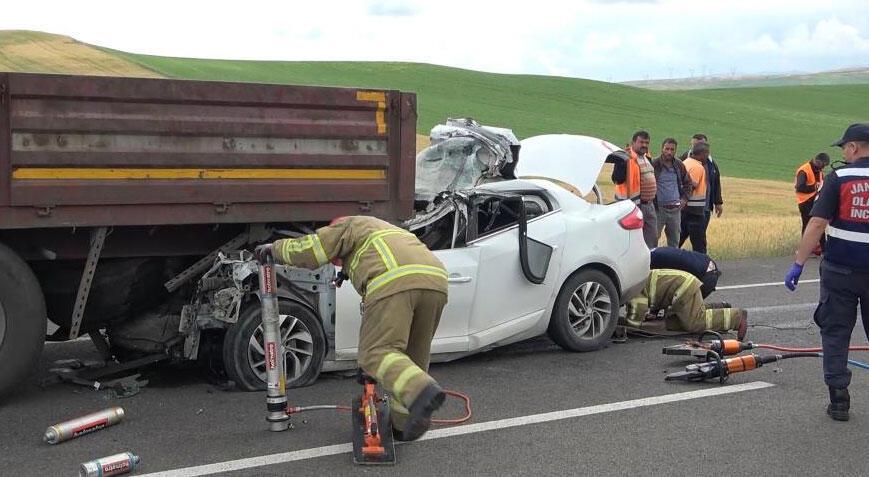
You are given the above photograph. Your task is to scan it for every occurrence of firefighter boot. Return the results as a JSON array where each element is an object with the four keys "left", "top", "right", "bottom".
[
  {"left": 399, "top": 383, "right": 445, "bottom": 441},
  {"left": 827, "top": 387, "right": 850, "bottom": 421}
]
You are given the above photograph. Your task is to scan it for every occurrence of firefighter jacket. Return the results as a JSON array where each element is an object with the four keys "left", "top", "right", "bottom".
[
  {"left": 683, "top": 157, "right": 708, "bottom": 216},
  {"left": 794, "top": 162, "right": 823, "bottom": 204},
  {"left": 272, "top": 216, "right": 448, "bottom": 303}
]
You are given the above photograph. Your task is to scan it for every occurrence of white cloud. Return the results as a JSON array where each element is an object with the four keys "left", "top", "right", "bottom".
[{"left": 0, "top": 0, "right": 867, "bottom": 81}]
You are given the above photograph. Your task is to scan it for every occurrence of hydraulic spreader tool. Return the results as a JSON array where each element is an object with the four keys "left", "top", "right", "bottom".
[{"left": 663, "top": 331, "right": 869, "bottom": 383}]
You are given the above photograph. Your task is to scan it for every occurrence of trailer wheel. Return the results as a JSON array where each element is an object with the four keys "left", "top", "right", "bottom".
[
  {"left": 0, "top": 242, "right": 47, "bottom": 397},
  {"left": 223, "top": 300, "right": 326, "bottom": 391}
]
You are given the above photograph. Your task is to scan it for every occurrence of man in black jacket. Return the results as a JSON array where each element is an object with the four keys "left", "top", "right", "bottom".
[
  {"left": 680, "top": 134, "right": 723, "bottom": 234},
  {"left": 652, "top": 138, "right": 694, "bottom": 247}
]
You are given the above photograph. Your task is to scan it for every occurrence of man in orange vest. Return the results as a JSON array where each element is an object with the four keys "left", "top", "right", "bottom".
[
  {"left": 679, "top": 142, "right": 710, "bottom": 254},
  {"left": 612, "top": 130, "right": 658, "bottom": 248},
  {"left": 795, "top": 152, "right": 830, "bottom": 255}
]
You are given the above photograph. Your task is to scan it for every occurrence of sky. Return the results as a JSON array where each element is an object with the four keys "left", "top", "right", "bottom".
[{"left": 2, "top": 0, "right": 868, "bottom": 82}]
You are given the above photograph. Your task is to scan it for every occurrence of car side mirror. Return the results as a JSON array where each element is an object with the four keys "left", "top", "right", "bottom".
[{"left": 518, "top": 199, "right": 552, "bottom": 284}]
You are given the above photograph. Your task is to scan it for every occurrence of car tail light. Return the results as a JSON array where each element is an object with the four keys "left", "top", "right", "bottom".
[{"left": 618, "top": 207, "right": 644, "bottom": 230}]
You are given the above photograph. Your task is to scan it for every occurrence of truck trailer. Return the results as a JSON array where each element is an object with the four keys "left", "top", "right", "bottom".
[{"left": 0, "top": 72, "right": 417, "bottom": 395}]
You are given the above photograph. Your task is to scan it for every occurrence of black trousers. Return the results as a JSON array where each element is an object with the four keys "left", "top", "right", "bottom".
[
  {"left": 814, "top": 260, "right": 869, "bottom": 389},
  {"left": 679, "top": 212, "right": 707, "bottom": 254},
  {"left": 799, "top": 198, "right": 826, "bottom": 250}
]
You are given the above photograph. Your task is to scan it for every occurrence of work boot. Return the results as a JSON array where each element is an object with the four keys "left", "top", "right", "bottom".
[
  {"left": 734, "top": 310, "right": 749, "bottom": 341},
  {"left": 827, "top": 387, "right": 850, "bottom": 421},
  {"left": 399, "top": 383, "right": 445, "bottom": 441},
  {"left": 705, "top": 302, "right": 732, "bottom": 310}
]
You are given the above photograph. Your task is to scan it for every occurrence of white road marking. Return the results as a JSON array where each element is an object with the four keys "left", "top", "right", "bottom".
[
  {"left": 717, "top": 279, "right": 819, "bottom": 290},
  {"left": 137, "top": 381, "right": 774, "bottom": 477},
  {"left": 746, "top": 303, "right": 816, "bottom": 314}
]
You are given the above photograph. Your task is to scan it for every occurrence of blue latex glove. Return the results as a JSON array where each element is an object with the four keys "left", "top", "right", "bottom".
[{"left": 784, "top": 263, "right": 804, "bottom": 291}]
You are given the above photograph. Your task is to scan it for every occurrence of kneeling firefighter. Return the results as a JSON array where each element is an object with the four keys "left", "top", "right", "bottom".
[
  {"left": 623, "top": 269, "right": 748, "bottom": 339},
  {"left": 256, "top": 216, "right": 449, "bottom": 441}
]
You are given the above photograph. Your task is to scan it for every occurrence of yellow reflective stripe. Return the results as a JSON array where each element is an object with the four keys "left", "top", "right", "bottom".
[
  {"left": 648, "top": 274, "right": 658, "bottom": 310},
  {"left": 278, "top": 239, "right": 293, "bottom": 265},
  {"left": 393, "top": 366, "right": 424, "bottom": 401},
  {"left": 349, "top": 229, "right": 412, "bottom": 273},
  {"left": 12, "top": 167, "right": 386, "bottom": 180},
  {"left": 277, "top": 235, "right": 328, "bottom": 265},
  {"left": 673, "top": 274, "right": 696, "bottom": 302},
  {"left": 366, "top": 264, "right": 448, "bottom": 296},
  {"left": 705, "top": 310, "right": 714, "bottom": 330},
  {"left": 375, "top": 352, "right": 405, "bottom": 382},
  {"left": 373, "top": 238, "right": 399, "bottom": 270},
  {"left": 723, "top": 308, "right": 733, "bottom": 329},
  {"left": 625, "top": 297, "right": 648, "bottom": 326},
  {"left": 311, "top": 235, "right": 328, "bottom": 266}
]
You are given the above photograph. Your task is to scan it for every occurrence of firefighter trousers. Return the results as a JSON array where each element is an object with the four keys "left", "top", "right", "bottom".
[
  {"left": 635, "top": 284, "right": 744, "bottom": 334},
  {"left": 357, "top": 289, "right": 447, "bottom": 431}
]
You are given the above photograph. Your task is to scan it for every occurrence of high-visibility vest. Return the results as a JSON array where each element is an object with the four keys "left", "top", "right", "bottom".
[
  {"left": 795, "top": 162, "right": 823, "bottom": 204},
  {"left": 824, "top": 162, "right": 869, "bottom": 270},
  {"left": 683, "top": 157, "right": 707, "bottom": 210},
  {"left": 614, "top": 148, "right": 642, "bottom": 204}
]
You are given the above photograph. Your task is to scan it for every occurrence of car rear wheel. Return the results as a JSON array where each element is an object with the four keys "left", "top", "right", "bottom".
[
  {"left": 548, "top": 269, "right": 619, "bottom": 352},
  {"left": 223, "top": 300, "right": 326, "bottom": 391}
]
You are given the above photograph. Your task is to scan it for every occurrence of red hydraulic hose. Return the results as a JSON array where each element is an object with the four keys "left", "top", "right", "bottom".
[
  {"left": 756, "top": 344, "right": 869, "bottom": 353},
  {"left": 432, "top": 390, "right": 473, "bottom": 425}
]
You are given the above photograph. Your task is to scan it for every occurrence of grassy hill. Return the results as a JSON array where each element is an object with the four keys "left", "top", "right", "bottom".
[
  {"left": 625, "top": 68, "right": 869, "bottom": 90},
  {"left": 109, "top": 50, "right": 866, "bottom": 182},
  {"left": 0, "top": 31, "right": 161, "bottom": 77},
  {"left": 1, "top": 31, "right": 863, "bottom": 182}
]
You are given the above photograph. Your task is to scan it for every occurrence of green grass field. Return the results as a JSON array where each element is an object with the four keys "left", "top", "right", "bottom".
[
  {"left": 111, "top": 50, "right": 866, "bottom": 182},
  {"left": 1, "top": 31, "right": 863, "bottom": 182}
]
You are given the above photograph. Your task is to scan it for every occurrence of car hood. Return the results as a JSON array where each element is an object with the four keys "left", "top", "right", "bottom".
[{"left": 516, "top": 134, "right": 623, "bottom": 196}]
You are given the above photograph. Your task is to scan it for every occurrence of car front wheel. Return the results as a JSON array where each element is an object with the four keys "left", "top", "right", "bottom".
[
  {"left": 222, "top": 300, "right": 326, "bottom": 391},
  {"left": 547, "top": 269, "right": 619, "bottom": 352}
]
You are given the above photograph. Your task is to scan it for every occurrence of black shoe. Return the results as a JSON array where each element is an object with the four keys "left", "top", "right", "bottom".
[
  {"left": 826, "top": 387, "right": 850, "bottom": 422},
  {"left": 401, "top": 383, "right": 445, "bottom": 441}
]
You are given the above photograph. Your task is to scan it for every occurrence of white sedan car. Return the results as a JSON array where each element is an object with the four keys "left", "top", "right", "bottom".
[
  {"left": 329, "top": 132, "right": 650, "bottom": 368},
  {"left": 226, "top": 127, "right": 650, "bottom": 390}
]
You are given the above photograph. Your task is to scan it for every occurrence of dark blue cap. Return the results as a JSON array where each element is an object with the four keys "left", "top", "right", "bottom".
[{"left": 832, "top": 123, "right": 869, "bottom": 147}]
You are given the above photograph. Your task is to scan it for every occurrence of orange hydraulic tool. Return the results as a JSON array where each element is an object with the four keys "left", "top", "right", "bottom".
[
  {"left": 351, "top": 373, "right": 396, "bottom": 465},
  {"left": 665, "top": 351, "right": 819, "bottom": 383}
]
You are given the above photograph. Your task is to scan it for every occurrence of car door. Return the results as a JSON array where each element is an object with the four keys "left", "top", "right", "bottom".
[
  {"left": 466, "top": 193, "right": 565, "bottom": 348},
  {"left": 333, "top": 208, "right": 477, "bottom": 358}
]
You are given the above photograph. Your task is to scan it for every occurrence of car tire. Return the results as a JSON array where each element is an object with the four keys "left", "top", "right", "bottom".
[
  {"left": 547, "top": 269, "right": 619, "bottom": 352},
  {"left": 222, "top": 299, "right": 326, "bottom": 391},
  {"left": 0, "top": 242, "right": 47, "bottom": 397}
]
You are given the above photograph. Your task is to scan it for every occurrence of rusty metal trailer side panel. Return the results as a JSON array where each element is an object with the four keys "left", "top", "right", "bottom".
[{"left": 0, "top": 72, "right": 417, "bottom": 229}]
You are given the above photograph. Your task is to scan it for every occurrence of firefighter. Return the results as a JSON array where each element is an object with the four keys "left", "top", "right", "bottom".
[
  {"left": 785, "top": 123, "right": 869, "bottom": 422},
  {"left": 795, "top": 152, "right": 830, "bottom": 255},
  {"left": 650, "top": 247, "right": 720, "bottom": 298},
  {"left": 623, "top": 269, "right": 748, "bottom": 338},
  {"left": 256, "top": 216, "right": 449, "bottom": 440}
]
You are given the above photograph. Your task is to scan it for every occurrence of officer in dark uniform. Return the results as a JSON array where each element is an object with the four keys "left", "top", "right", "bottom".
[{"left": 785, "top": 123, "right": 869, "bottom": 422}]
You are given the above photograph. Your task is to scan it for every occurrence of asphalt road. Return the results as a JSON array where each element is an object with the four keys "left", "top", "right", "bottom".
[{"left": 1, "top": 256, "right": 867, "bottom": 476}]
